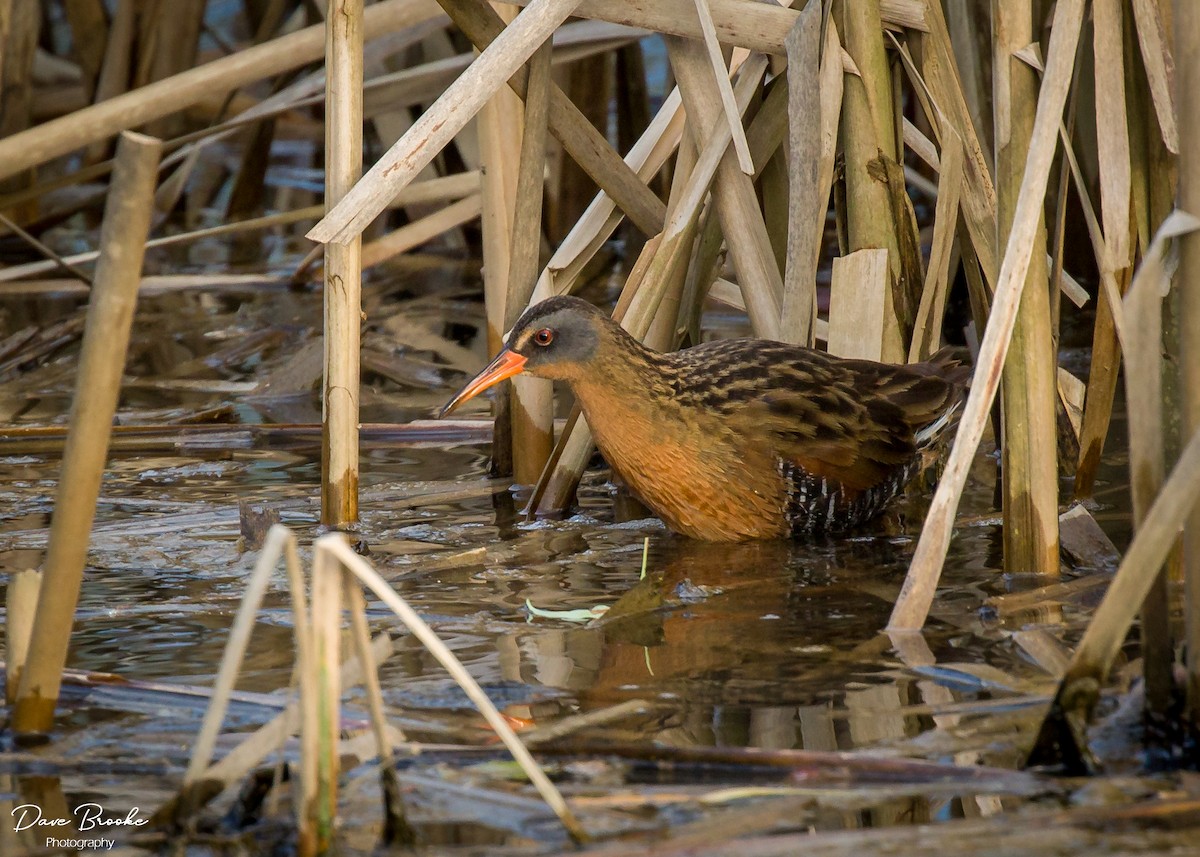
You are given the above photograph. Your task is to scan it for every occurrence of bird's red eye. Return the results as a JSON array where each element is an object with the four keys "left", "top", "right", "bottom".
[{"left": 533, "top": 328, "right": 554, "bottom": 346}]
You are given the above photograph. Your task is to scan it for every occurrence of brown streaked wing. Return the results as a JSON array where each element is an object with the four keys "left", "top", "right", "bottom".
[
  {"left": 756, "top": 388, "right": 916, "bottom": 493},
  {"left": 665, "top": 339, "right": 965, "bottom": 494}
]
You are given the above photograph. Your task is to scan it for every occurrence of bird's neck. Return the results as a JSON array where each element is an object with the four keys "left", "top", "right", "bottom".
[
  {"left": 565, "top": 332, "right": 687, "bottom": 509},
  {"left": 567, "top": 328, "right": 676, "bottom": 414}
]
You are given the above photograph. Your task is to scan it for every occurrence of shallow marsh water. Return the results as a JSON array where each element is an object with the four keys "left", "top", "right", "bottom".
[{"left": 0, "top": 269, "right": 1180, "bottom": 854}]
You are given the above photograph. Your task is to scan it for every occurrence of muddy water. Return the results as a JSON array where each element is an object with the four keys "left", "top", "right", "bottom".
[{"left": 0, "top": 277, "right": 1149, "bottom": 853}]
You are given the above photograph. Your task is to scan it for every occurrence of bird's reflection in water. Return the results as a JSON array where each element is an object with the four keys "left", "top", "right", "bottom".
[{"left": 508, "top": 531, "right": 922, "bottom": 752}]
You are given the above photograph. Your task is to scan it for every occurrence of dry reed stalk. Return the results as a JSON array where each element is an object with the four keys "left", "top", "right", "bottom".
[
  {"left": 645, "top": 129, "right": 699, "bottom": 350},
  {"left": 554, "top": 53, "right": 613, "bottom": 232},
  {"left": 138, "top": 0, "right": 207, "bottom": 138},
  {"left": 0, "top": 0, "right": 38, "bottom": 210},
  {"left": 161, "top": 526, "right": 391, "bottom": 826},
  {"left": 0, "top": 212, "right": 93, "bottom": 285},
  {"left": 500, "top": 0, "right": 928, "bottom": 54},
  {"left": 527, "top": 87, "right": 685, "bottom": 299},
  {"left": 1130, "top": 19, "right": 1180, "bottom": 634},
  {"left": 383, "top": 170, "right": 482, "bottom": 207},
  {"left": 1133, "top": 0, "right": 1179, "bottom": 154},
  {"left": 1123, "top": 209, "right": 1183, "bottom": 722},
  {"left": 530, "top": 55, "right": 770, "bottom": 515},
  {"left": 691, "top": 0, "right": 755, "bottom": 174},
  {"left": 779, "top": 0, "right": 830, "bottom": 346},
  {"left": 994, "top": 0, "right": 1059, "bottom": 577},
  {"left": 676, "top": 192, "right": 725, "bottom": 342},
  {"left": 85, "top": 0, "right": 136, "bottom": 163},
  {"left": 306, "top": 541, "right": 345, "bottom": 854},
  {"left": 0, "top": 0, "right": 444, "bottom": 184},
  {"left": 4, "top": 570, "right": 39, "bottom": 705},
  {"left": 360, "top": 24, "right": 462, "bottom": 227},
  {"left": 321, "top": 0, "right": 364, "bottom": 528},
  {"left": 0, "top": 172, "right": 481, "bottom": 283},
  {"left": 1097, "top": 0, "right": 1171, "bottom": 724},
  {"left": 836, "top": 0, "right": 907, "bottom": 362},
  {"left": 506, "top": 42, "right": 555, "bottom": 484},
  {"left": 1177, "top": 0, "right": 1200, "bottom": 736},
  {"left": 1045, "top": 74, "right": 1130, "bottom": 346},
  {"left": 889, "top": 0, "right": 1086, "bottom": 632},
  {"left": 902, "top": 117, "right": 940, "bottom": 171},
  {"left": 1058, "top": 368, "right": 1086, "bottom": 442},
  {"left": 357, "top": 195, "right": 483, "bottom": 271},
  {"left": 827, "top": 249, "right": 891, "bottom": 360},
  {"left": 943, "top": 0, "right": 991, "bottom": 158},
  {"left": 529, "top": 235, "right": 668, "bottom": 515},
  {"left": 918, "top": 0, "right": 999, "bottom": 289},
  {"left": 343, "top": 577, "right": 414, "bottom": 844},
  {"left": 1011, "top": 629, "right": 1072, "bottom": 678},
  {"left": 316, "top": 535, "right": 589, "bottom": 843},
  {"left": 10, "top": 132, "right": 161, "bottom": 735},
  {"left": 282, "top": 527, "right": 316, "bottom": 838},
  {"left": 476, "top": 3, "right": 524, "bottom": 478},
  {"left": 183, "top": 525, "right": 292, "bottom": 785},
  {"left": 668, "top": 38, "right": 780, "bottom": 338},
  {"left": 185, "top": 637, "right": 392, "bottom": 826},
  {"left": 0, "top": 0, "right": 39, "bottom": 165},
  {"left": 1047, "top": 69, "right": 1078, "bottom": 367},
  {"left": 743, "top": 62, "right": 790, "bottom": 170},
  {"left": 436, "top": 0, "right": 664, "bottom": 236},
  {"left": 1043, "top": 108, "right": 1132, "bottom": 497},
  {"left": 908, "top": 133, "right": 963, "bottom": 361},
  {"left": 62, "top": 0, "right": 108, "bottom": 99},
  {"left": 761, "top": 124, "right": 791, "bottom": 311},
  {"left": 0, "top": 274, "right": 285, "bottom": 298},
  {"left": 309, "top": 0, "right": 583, "bottom": 245},
  {"left": 478, "top": 1, "right": 524, "bottom": 353},
  {"left": 1126, "top": 10, "right": 1174, "bottom": 258},
  {"left": 507, "top": 88, "right": 686, "bottom": 479},
  {"left": 1072, "top": 279, "right": 1129, "bottom": 498},
  {"left": 1028, "top": 421, "right": 1200, "bottom": 772},
  {"left": 357, "top": 17, "right": 644, "bottom": 119},
  {"left": 1095, "top": 0, "right": 1134, "bottom": 273}
]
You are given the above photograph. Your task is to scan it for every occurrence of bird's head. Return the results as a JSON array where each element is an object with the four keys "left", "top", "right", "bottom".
[{"left": 439, "top": 296, "right": 607, "bottom": 417}]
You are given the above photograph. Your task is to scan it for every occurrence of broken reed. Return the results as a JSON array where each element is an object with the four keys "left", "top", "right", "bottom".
[{"left": 168, "top": 526, "right": 585, "bottom": 847}]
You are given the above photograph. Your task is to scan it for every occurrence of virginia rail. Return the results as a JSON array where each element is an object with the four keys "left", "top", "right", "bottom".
[{"left": 441, "top": 296, "right": 971, "bottom": 542}]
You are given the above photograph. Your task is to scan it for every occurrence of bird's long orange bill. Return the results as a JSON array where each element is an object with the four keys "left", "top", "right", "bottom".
[{"left": 438, "top": 349, "right": 528, "bottom": 417}]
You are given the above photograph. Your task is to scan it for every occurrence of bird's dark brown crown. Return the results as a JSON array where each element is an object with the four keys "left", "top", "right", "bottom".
[{"left": 509, "top": 295, "right": 604, "bottom": 334}]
